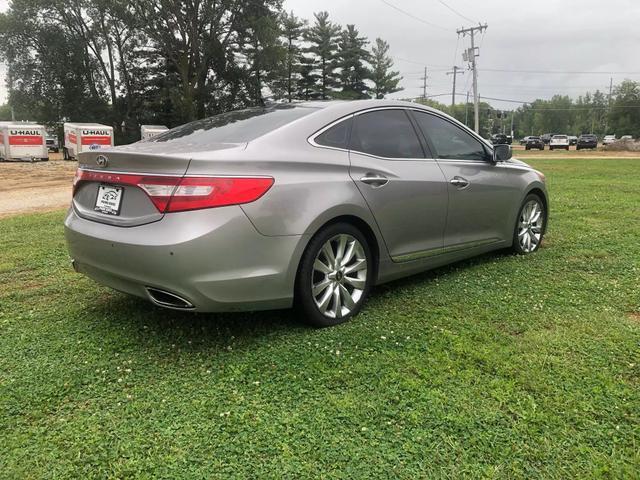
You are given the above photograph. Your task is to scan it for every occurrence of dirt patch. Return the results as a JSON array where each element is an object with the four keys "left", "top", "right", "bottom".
[
  {"left": 628, "top": 312, "right": 640, "bottom": 323},
  {"left": 0, "top": 158, "right": 76, "bottom": 218}
]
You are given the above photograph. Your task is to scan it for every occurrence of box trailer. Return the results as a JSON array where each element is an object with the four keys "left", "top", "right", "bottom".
[
  {"left": 0, "top": 122, "right": 48, "bottom": 162},
  {"left": 141, "top": 125, "right": 169, "bottom": 140},
  {"left": 63, "top": 123, "right": 114, "bottom": 160}
]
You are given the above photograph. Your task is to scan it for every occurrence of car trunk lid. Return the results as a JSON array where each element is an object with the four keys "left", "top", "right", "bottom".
[{"left": 73, "top": 142, "right": 245, "bottom": 227}]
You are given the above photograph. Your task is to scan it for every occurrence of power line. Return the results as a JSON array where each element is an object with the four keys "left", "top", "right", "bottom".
[
  {"left": 379, "top": 0, "right": 451, "bottom": 31},
  {"left": 481, "top": 67, "right": 640, "bottom": 75},
  {"left": 437, "top": 0, "right": 477, "bottom": 24}
]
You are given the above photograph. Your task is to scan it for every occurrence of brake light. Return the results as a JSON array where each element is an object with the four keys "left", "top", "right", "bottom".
[{"left": 73, "top": 169, "right": 274, "bottom": 213}]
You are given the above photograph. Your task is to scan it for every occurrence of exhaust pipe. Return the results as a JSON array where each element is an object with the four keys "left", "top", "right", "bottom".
[{"left": 146, "top": 287, "right": 195, "bottom": 310}]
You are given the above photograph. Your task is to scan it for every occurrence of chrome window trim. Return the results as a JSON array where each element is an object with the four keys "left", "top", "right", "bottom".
[{"left": 307, "top": 105, "right": 493, "bottom": 162}]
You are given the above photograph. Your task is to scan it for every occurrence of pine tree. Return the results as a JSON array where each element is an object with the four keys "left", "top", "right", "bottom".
[
  {"left": 370, "top": 38, "right": 403, "bottom": 99},
  {"left": 336, "top": 25, "right": 371, "bottom": 99},
  {"left": 304, "top": 11, "right": 341, "bottom": 100},
  {"left": 277, "top": 11, "right": 306, "bottom": 102}
]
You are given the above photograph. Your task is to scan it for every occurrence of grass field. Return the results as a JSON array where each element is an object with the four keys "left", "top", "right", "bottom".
[{"left": 1, "top": 159, "right": 639, "bottom": 478}]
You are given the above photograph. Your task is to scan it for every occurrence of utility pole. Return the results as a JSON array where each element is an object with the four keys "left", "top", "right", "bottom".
[
  {"left": 458, "top": 23, "right": 488, "bottom": 134},
  {"left": 604, "top": 76, "right": 613, "bottom": 135},
  {"left": 464, "top": 91, "right": 470, "bottom": 127},
  {"left": 420, "top": 67, "right": 428, "bottom": 100},
  {"left": 446, "top": 66, "right": 464, "bottom": 109}
]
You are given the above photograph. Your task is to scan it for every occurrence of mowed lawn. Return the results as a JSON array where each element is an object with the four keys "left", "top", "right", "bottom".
[{"left": 1, "top": 159, "right": 639, "bottom": 478}]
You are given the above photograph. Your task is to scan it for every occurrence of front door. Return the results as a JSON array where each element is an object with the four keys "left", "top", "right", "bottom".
[{"left": 411, "top": 110, "right": 519, "bottom": 249}]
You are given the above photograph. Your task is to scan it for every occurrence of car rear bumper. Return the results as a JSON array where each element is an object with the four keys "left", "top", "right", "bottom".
[{"left": 64, "top": 206, "right": 308, "bottom": 312}]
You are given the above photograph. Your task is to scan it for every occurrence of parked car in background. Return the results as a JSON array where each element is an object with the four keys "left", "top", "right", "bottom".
[
  {"left": 65, "top": 100, "right": 548, "bottom": 327},
  {"left": 549, "top": 135, "right": 570, "bottom": 150},
  {"left": 490, "top": 133, "right": 509, "bottom": 145},
  {"left": 576, "top": 134, "right": 598, "bottom": 150},
  {"left": 603, "top": 135, "right": 617, "bottom": 145},
  {"left": 46, "top": 134, "right": 59, "bottom": 153},
  {"left": 525, "top": 136, "right": 545, "bottom": 150},
  {"left": 568, "top": 135, "right": 578, "bottom": 146},
  {"left": 541, "top": 133, "right": 557, "bottom": 144},
  {"left": 140, "top": 125, "right": 169, "bottom": 141},
  {"left": 620, "top": 135, "right": 634, "bottom": 141},
  {"left": 506, "top": 135, "right": 513, "bottom": 145},
  {"left": 520, "top": 136, "right": 532, "bottom": 145}
]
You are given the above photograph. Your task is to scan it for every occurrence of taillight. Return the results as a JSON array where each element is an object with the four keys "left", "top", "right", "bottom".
[{"left": 73, "top": 169, "right": 274, "bottom": 213}]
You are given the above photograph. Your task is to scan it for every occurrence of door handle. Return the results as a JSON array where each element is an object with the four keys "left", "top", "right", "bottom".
[
  {"left": 450, "top": 176, "right": 470, "bottom": 188},
  {"left": 360, "top": 174, "right": 389, "bottom": 187}
]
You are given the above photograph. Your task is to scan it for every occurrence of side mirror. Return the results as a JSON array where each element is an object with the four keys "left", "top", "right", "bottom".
[{"left": 493, "top": 144, "right": 512, "bottom": 162}]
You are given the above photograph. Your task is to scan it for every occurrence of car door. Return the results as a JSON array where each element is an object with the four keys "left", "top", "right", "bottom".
[
  {"left": 411, "top": 110, "right": 521, "bottom": 249},
  {"left": 347, "top": 108, "right": 448, "bottom": 261}
]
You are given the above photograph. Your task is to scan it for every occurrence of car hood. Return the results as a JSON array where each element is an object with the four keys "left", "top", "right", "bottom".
[{"left": 508, "top": 158, "right": 533, "bottom": 169}]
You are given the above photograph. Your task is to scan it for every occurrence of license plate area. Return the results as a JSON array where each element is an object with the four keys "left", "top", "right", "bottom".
[{"left": 94, "top": 184, "right": 123, "bottom": 216}]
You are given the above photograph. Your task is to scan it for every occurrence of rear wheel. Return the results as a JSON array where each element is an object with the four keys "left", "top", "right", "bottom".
[
  {"left": 63, "top": 147, "right": 69, "bottom": 160},
  {"left": 513, "top": 194, "right": 545, "bottom": 255},
  {"left": 295, "top": 223, "right": 373, "bottom": 327}
]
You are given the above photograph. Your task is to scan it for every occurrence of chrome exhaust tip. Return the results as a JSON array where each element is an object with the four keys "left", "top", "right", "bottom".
[{"left": 146, "top": 287, "right": 195, "bottom": 310}]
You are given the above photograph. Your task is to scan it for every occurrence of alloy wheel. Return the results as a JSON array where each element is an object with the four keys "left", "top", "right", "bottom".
[
  {"left": 311, "top": 234, "right": 368, "bottom": 319},
  {"left": 518, "top": 200, "right": 544, "bottom": 253}
]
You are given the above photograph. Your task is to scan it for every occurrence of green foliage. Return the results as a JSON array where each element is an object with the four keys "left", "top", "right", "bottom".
[
  {"left": 303, "top": 11, "right": 342, "bottom": 100},
  {"left": 608, "top": 80, "right": 640, "bottom": 138},
  {"left": 1, "top": 159, "right": 639, "bottom": 477},
  {"left": 370, "top": 38, "right": 402, "bottom": 99},
  {"left": 335, "top": 25, "right": 371, "bottom": 100}
]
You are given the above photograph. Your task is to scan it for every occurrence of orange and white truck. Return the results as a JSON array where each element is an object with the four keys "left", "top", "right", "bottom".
[
  {"left": 0, "top": 122, "right": 48, "bottom": 162},
  {"left": 63, "top": 122, "right": 114, "bottom": 160}
]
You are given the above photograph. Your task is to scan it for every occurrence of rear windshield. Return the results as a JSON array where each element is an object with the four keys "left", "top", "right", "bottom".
[
  {"left": 553, "top": 135, "right": 567, "bottom": 139},
  {"left": 148, "top": 105, "right": 318, "bottom": 144},
  {"left": 529, "top": 136, "right": 540, "bottom": 140}
]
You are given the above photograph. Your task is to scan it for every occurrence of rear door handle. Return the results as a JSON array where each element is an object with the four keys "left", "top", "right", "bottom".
[
  {"left": 450, "top": 176, "right": 470, "bottom": 188},
  {"left": 360, "top": 174, "right": 389, "bottom": 187}
]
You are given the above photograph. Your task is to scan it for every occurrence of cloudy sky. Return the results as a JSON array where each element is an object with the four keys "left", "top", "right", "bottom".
[{"left": 1, "top": 0, "right": 639, "bottom": 109}]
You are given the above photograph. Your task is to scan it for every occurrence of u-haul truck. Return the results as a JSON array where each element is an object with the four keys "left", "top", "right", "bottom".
[
  {"left": 141, "top": 125, "right": 169, "bottom": 140},
  {"left": 63, "top": 122, "right": 114, "bottom": 160},
  {"left": 0, "top": 122, "right": 48, "bottom": 162}
]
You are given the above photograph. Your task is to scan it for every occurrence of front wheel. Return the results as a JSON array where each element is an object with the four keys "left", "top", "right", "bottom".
[
  {"left": 513, "top": 194, "right": 546, "bottom": 255},
  {"left": 295, "top": 223, "right": 373, "bottom": 327}
]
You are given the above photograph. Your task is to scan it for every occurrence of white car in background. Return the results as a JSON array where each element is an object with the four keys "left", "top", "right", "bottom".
[
  {"left": 603, "top": 135, "right": 617, "bottom": 145},
  {"left": 549, "top": 135, "right": 570, "bottom": 151}
]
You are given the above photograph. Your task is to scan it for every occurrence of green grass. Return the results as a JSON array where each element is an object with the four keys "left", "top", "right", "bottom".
[{"left": 1, "top": 159, "right": 639, "bottom": 479}]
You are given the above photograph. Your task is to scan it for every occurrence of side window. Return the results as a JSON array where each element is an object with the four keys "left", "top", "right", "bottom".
[
  {"left": 350, "top": 110, "right": 424, "bottom": 159},
  {"left": 314, "top": 117, "right": 352, "bottom": 149},
  {"left": 413, "top": 112, "right": 488, "bottom": 161}
]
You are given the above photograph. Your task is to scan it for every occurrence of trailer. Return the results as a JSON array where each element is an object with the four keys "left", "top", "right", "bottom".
[
  {"left": 141, "top": 125, "right": 169, "bottom": 140},
  {"left": 63, "top": 122, "right": 114, "bottom": 160},
  {"left": 0, "top": 122, "right": 48, "bottom": 162}
]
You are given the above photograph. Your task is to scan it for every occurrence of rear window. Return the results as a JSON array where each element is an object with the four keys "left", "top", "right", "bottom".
[
  {"left": 553, "top": 135, "right": 568, "bottom": 139},
  {"left": 529, "top": 136, "right": 540, "bottom": 140},
  {"left": 148, "top": 105, "right": 318, "bottom": 144}
]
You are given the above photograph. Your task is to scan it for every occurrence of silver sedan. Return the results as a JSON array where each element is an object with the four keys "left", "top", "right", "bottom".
[{"left": 65, "top": 100, "right": 548, "bottom": 327}]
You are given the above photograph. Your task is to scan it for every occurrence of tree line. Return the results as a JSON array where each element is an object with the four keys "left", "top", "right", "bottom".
[
  {"left": 0, "top": 0, "right": 403, "bottom": 143},
  {"left": 420, "top": 79, "right": 640, "bottom": 139}
]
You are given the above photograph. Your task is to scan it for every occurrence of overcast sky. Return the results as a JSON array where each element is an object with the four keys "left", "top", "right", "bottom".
[{"left": 1, "top": 0, "right": 639, "bottom": 109}]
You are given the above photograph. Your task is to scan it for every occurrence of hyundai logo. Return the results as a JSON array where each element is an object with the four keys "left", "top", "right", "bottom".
[{"left": 96, "top": 155, "right": 108, "bottom": 168}]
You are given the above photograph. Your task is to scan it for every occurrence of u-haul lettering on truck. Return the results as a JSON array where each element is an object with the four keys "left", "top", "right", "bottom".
[
  {"left": 82, "top": 129, "right": 110, "bottom": 136},
  {"left": 81, "top": 129, "right": 111, "bottom": 146},
  {"left": 8, "top": 129, "right": 43, "bottom": 146}
]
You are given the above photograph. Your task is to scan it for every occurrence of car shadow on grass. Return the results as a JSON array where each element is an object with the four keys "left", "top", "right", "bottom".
[{"left": 82, "top": 248, "right": 518, "bottom": 351}]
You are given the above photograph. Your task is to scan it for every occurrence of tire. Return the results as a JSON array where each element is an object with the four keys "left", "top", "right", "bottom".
[
  {"left": 525, "top": 146, "right": 530, "bottom": 150},
  {"left": 40, "top": 157, "right": 49, "bottom": 162},
  {"left": 295, "top": 222, "right": 374, "bottom": 327},
  {"left": 513, "top": 194, "right": 546, "bottom": 255},
  {"left": 565, "top": 146, "right": 569, "bottom": 151},
  {"left": 63, "top": 147, "right": 69, "bottom": 160}
]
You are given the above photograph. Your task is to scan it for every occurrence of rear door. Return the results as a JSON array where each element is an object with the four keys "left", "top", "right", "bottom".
[
  {"left": 411, "top": 110, "right": 520, "bottom": 249},
  {"left": 347, "top": 109, "right": 448, "bottom": 261}
]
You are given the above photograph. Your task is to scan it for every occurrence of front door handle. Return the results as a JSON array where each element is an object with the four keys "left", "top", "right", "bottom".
[
  {"left": 360, "top": 174, "right": 389, "bottom": 187},
  {"left": 450, "top": 176, "right": 470, "bottom": 188}
]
